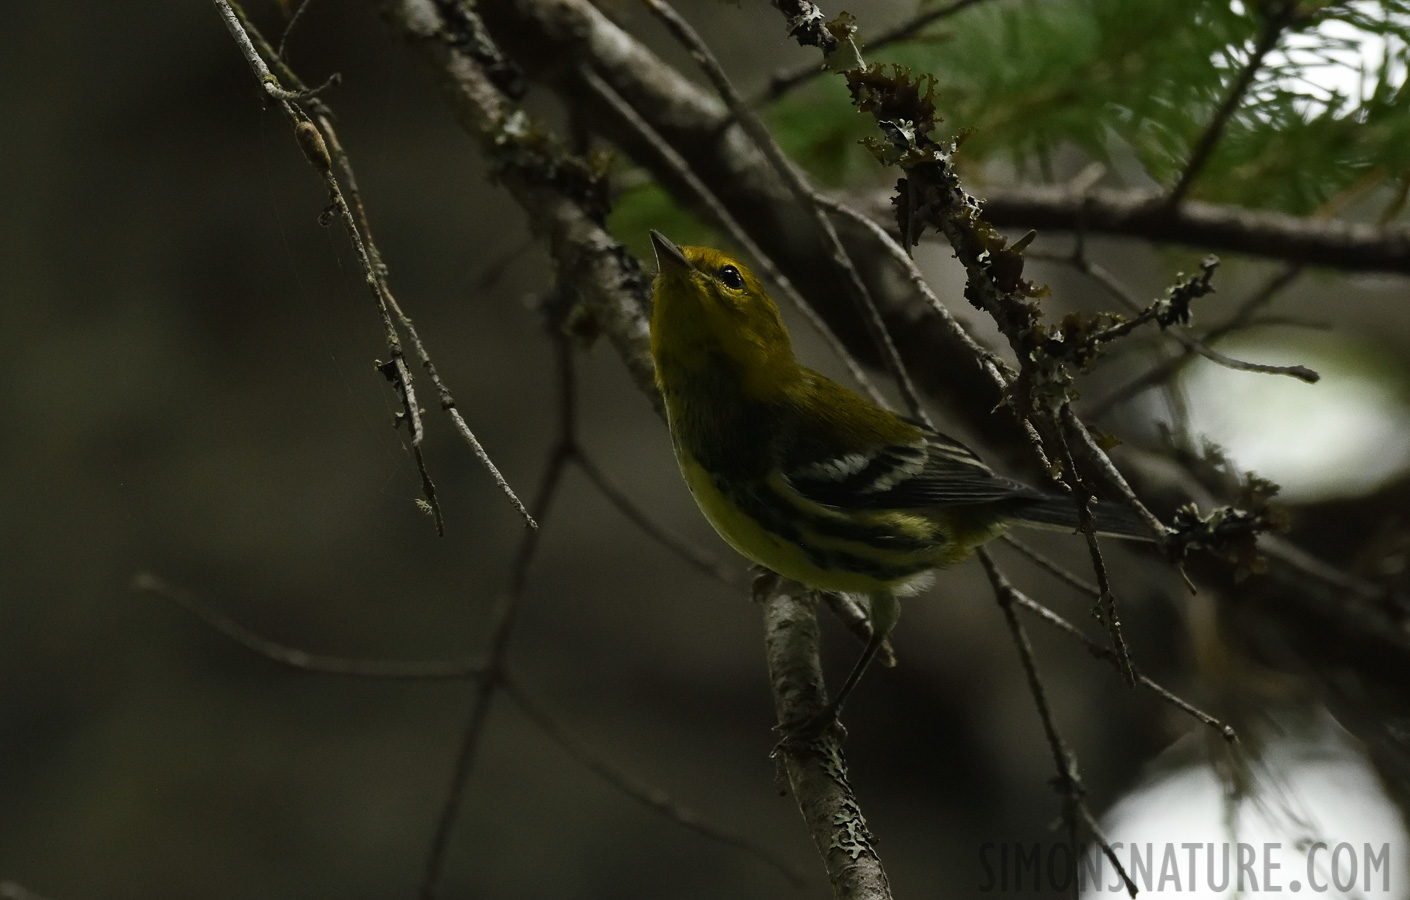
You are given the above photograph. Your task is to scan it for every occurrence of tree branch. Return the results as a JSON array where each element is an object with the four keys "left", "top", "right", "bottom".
[
  {"left": 762, "top": 584, "right": 893, "bottom": 900},
  {"left": 974, "top": 184, "right": 1410, "bottom": 274}
]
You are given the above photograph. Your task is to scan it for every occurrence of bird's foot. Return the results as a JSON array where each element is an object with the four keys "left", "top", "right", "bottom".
[{"left": 773, "top": 703, "right": 846, "bottom": 752}]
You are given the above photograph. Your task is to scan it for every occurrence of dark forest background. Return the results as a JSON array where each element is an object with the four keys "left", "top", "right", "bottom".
[{"left": 3, "top": 1, "right": 1410, "bottom": 898}]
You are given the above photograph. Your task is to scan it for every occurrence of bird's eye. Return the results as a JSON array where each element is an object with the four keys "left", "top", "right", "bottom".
[{"left": 718, "top": 265, "right": 744, "bottom": 290}]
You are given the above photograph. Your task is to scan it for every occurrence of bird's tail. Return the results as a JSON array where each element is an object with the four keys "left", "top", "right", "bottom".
[{"left": 1011, "top": 496, "right": 1157, "bottom": 541}]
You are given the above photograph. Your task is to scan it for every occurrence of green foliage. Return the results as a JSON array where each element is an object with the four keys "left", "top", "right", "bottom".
[
  {"left": 766, "top": 82, "right": 880, "bottom": 186},
  {"left": 779, "top": 0, "right": 1410, "bottom": 216},
  {"left": 606, "top": 177, "right": 717, "bottom": 262}
]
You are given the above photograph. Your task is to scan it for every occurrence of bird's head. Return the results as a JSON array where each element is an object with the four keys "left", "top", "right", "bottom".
[{"left": 648, "top": 230, "right": 794, "bottom": 376}]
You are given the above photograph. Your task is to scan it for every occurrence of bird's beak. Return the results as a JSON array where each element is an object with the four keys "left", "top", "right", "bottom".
[{"left": 650, "top": 230, "right": 692, "bottom": 274}]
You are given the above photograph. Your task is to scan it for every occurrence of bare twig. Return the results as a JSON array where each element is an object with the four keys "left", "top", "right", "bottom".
[
  {"left": 762, "top": 584, "right": 894, "bottom": 900},
  {"left": 1084, "top": 263, "right": 1306, "bottom": 418},
  {"left": 1033, "top": 245, "right": 1319, "bottom": 386},
  {"left": 863, "top": 0, "right": 990, "bottom": 48},
  {"left": 503, "top": 677, "right": 808, "bottom": 887},
  {"left": 1000, "top": 534, "right": 1101, "bottom": 599},
  {"left": 379, "top": 354, "right": 445, "bottom": 536},
  {"left": 1063, "top": 406, "right": 1168, "bottom": 541},
  {"left": 1260, "top": 534, "right": 1389, "bottom": 604},
  {"left": 324, "top": 100, "right": 537, "bottom": 531},
  {"left": 419, "top": 339, "right": 577, "bottom": 899},
  {"left": 815, "top": 196, "right": 1010, "bottom": 384},
  {"left": 977, "top": 549, "right": 1138, "bottom": 899},
  {"left": 1207, "top": 263, "right": 1306, "bottom": 335},
  {"left": 644, "top": 0, "right": 931, "bottom": 426},
  {"left": 216, "top": 1, "right": 537, "bottom": 530},
  {"left": 1183, "top": 338, "right": 1318, "bottom": 381},
  {"left": 1073, "top": 253, "right": 1319, "bottom": 384},
  {"left": 1053, "top": 430, "right": 1137, "bottom": 686},
  {"left": 573, "top": 449, "right": 744, "bottom": 588},
  {"left": 276, "top": 0, "right": 318, "bottom": 60},
  {"left": 1006, "top": 583, "right": 1236, "bottom": 739},
  {"left": 306, "top": 65, "right": 537, "bottom": 532},
  {"left": 999, "top": 531, "right": 1236, "bottom": 739},
  {"left": 814, "top": 195, "right": 1069, "bottom": 471},
  {"left": 131, "top": 573, "right": 484, "bottom": 680}
]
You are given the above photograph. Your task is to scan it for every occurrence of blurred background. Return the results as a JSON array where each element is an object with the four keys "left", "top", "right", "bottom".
[{"left": 2, "top": 1, "right": 1409, "bottom": 898}]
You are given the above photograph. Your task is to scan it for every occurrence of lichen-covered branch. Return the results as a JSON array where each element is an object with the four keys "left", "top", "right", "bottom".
[{"left": 762, "top": 585, "right": 893, "bottom": 900}]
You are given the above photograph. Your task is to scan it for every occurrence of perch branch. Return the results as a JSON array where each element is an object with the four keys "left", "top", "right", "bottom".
[{"left": 763, "top": 583, "right": 894, "bottom": 900}]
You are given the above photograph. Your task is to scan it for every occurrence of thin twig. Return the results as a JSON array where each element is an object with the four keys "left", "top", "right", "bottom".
[
  {"left": 818, "top": 195, "right": 1068, "bottom": 473},
  {"left": 1260, "top": 534, "right": 1388, "bottom": 603},
  {"left": 863, "top": 0, "right": 989, "bottom": 50},
  {"left": 1183, "top": 338, "right": 1318, "bottom": 381},
  {"left": 579, "top": 66, "right": 887, "bottom": 408},
  {"left": 219, "top": 1, "right": 537, "bottom": 530},
  {"left": 418, "top": 339, "right": 577, "bottom": 899},
  {"left": 131, "top": 573, "right": 484, "bottom": 680},
  {"left": 1079, "top": 256, "right": 1318, "bottom": 384},
  {"left": 1005, "top": 584, "right": 1236, "bottom": 740},
  {"left": 1082, "top": 262, "right": 1307, "bottom": 418},
  {"left": 573, "top": 449, "right": 744, "bottom": 588},
  {"left": 327, "top": 112, "right": 535, "bottom": 530},
  {"left": 1062, "top": 406, "right": 1168, "bottom": 542},
  {"left": 1001, "top": 528, "right": 1236, "bottom": 739},
  {"left": 503, "top": 677, "right": 809, "bottom": 887},
  {"left": 643, "top": 0, "right": 931, "bottom": 426},
  {"left": 1000, "top": 534, "right": 1100, "bottom": 599},
  {"left": 977, "top": 549, "right": 1138, "bottom": 899},
  {"left": 758, "top": 0, "right": 991, "bottom": 103},
  {"left": 1078, "top": 805, "right": 1141, "bottom": 898},
  {"left": 816, "top": 196, "right": 1008, "bottom": 382},
  {"left": 411, "top": 445, "right": 446, "bottom": 535},
  {"left": 315, "top": 77, "right": 537, "bottom": 531},
  {"left": 1054, "top": 429, "right": 1137, "bottom": 686},
  {"left": 1208, "top": 263, "right": 1305, "bottom": 336},
  {"left": 317, "top": 108, "right": 536, "bottom": 528},
  {"left": 276, "top": 0, "right": 318, "bottom": 60},
  {"left": 1166, "top": 3, "right": 1298, "bottom": 205}
]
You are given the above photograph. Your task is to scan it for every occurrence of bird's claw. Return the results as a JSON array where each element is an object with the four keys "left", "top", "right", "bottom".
[{"left": 772, "top": 704, "right": 846, "bottom": 754}]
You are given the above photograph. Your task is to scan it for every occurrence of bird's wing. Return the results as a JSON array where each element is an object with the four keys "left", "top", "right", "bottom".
[{"left": 782, "top": 421, "right": 1046, "bottom": 511}]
